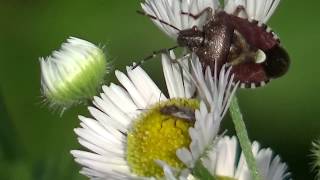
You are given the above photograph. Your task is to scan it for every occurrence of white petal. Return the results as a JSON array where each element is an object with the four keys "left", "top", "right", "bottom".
[
  {"left": 126, "top": 66, "right": 167, "bottom": 105},
  {"left": 71, "top": 150, "right": 126, "bottom": 165},
  {"left": 80, "top": 167, "right": 106, "bottom": 178},
  {"left": 115, "top": 70, "right": 147, "bottom": 108},
  {"left": 176, "top": 148, "right": 194, "bottom": 168},
  {"left": 102, "top": 84, "right": 139, "bottom": 118},
  {"left": 88, "top": 107, "right": 127, "bottom": 133},
  {"left": 93, "top": 96, "right": 131, "bottom": 127},
  {"left": 74, "top": 158, "right": 130, "bottom": 174},
  {"left": 162, "top": 52, "right": 187, "bottom": 98},
  {"left": 79, "top": 116, "right": 123, "bottom": 145},
  {"left": 215, "top": 136, "right": 237, "bottom": 176}
]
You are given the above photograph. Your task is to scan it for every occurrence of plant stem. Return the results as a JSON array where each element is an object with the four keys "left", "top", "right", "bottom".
[{"left": 229, "top": 96, "right": 261, "bottom": 180}]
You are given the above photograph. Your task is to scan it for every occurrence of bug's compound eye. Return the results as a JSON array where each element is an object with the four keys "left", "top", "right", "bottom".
[{"left": 264, "top": 45, "right": 290, "bottom": 78}]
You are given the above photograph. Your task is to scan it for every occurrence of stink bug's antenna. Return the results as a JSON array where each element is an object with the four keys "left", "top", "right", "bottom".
[
  {"left": 137, "top": 10, "right": 181, "bottom": 32},
  {"left": 132, "top": 46, "right": 178, "bottom": 69}
]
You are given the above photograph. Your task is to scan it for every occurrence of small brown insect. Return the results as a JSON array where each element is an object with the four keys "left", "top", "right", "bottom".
[{"left": 160, "top": 105, "right": 195, "bottom": 122}]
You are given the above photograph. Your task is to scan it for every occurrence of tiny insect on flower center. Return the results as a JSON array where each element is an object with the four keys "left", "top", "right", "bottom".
[{"left": 126, "top": 98, "right": 199, "bottom": 177}]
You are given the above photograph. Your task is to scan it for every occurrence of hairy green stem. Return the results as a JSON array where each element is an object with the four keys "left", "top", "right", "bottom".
[{"left": 229, "top": 96, "right": 261, "bottom": 180}]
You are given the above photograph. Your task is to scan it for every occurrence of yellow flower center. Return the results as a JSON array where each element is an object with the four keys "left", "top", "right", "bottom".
[
  {"left": 127, "top": 98, "right": 199, "bottom": 178},
  {"left": 215, "top": 176, "right": 237, "bottom": 180}
]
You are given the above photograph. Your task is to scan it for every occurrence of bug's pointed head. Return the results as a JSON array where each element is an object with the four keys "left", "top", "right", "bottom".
[
  {"left": 177, "top": 26, "right": 204, "bottom": 49},
  {"left": 264, "top": 45, "right": 290, "bottom": 78}
]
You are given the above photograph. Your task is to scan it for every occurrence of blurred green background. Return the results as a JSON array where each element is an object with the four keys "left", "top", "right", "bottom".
[{"left": 0, "top": 0, "right": 318, "bottom": 179}]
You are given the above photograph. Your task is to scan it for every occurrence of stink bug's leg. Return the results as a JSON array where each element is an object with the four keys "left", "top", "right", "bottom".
[
  {"left": 233, "top": 5, "right": 248, "bottom": 18},
  {"left": 136, "top": 10, "right": 181, "bottom": 32},
  {"left": 132, "top": 46, "right": 178, "bottom": 69},
  {"left": 181, "top": 7, "right": 213, "bottom": 20}
]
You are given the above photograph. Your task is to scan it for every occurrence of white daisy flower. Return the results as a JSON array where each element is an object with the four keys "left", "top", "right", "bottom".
[
  {"left": 71, "top": 52, "right": 238, "bottom": 179},
  {"left": 141, "top": 0, "right": 281, "bottom": 39},
  {"left": 40, "top": 37, "right": 108, "bottom": 108},
  {"left": 202, "top": 136, "right": 291, "bottom": 180}
]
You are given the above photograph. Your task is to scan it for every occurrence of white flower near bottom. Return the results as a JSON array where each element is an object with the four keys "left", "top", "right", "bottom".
[
  {"left": 71, "top": 52, "right": 237, "bottom": 179},
  {"left": 202, "top": 136, "right": 291, "bottom": 180},
  {"left": 163, "top": 136, "right": 291, "bottom": 180}
]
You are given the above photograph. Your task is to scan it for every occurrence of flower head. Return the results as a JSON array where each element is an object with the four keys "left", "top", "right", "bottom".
[
  {"left": 141, "top": 0, "right": 281, "bottom": 39},
  {"left": 40, "top": 37, "right": 108, "bottom": 109},
  {"left": 71, "top": 52, "right": 237, "bottom": 179}
]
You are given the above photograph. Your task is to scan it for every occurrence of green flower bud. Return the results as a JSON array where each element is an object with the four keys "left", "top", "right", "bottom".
[
  {"left": 40, "top": 37, "right": 108, "bottom": 109},
  {"left": 312, "top": 138, "right": 320, "bottom": 180}
]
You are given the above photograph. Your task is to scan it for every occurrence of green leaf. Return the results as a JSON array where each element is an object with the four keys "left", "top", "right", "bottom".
[{"left": 0, "top": 90, "right": 24, "bottom": 161}]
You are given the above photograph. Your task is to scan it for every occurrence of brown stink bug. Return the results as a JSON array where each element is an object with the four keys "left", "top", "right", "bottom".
[{"left": 137, "top": 1, "right": 290, "bottom": 88}]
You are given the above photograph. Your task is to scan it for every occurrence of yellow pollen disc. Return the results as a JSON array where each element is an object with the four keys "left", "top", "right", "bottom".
[{"left": 127, "top": 98, "right": 199, "bottom": 178}]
